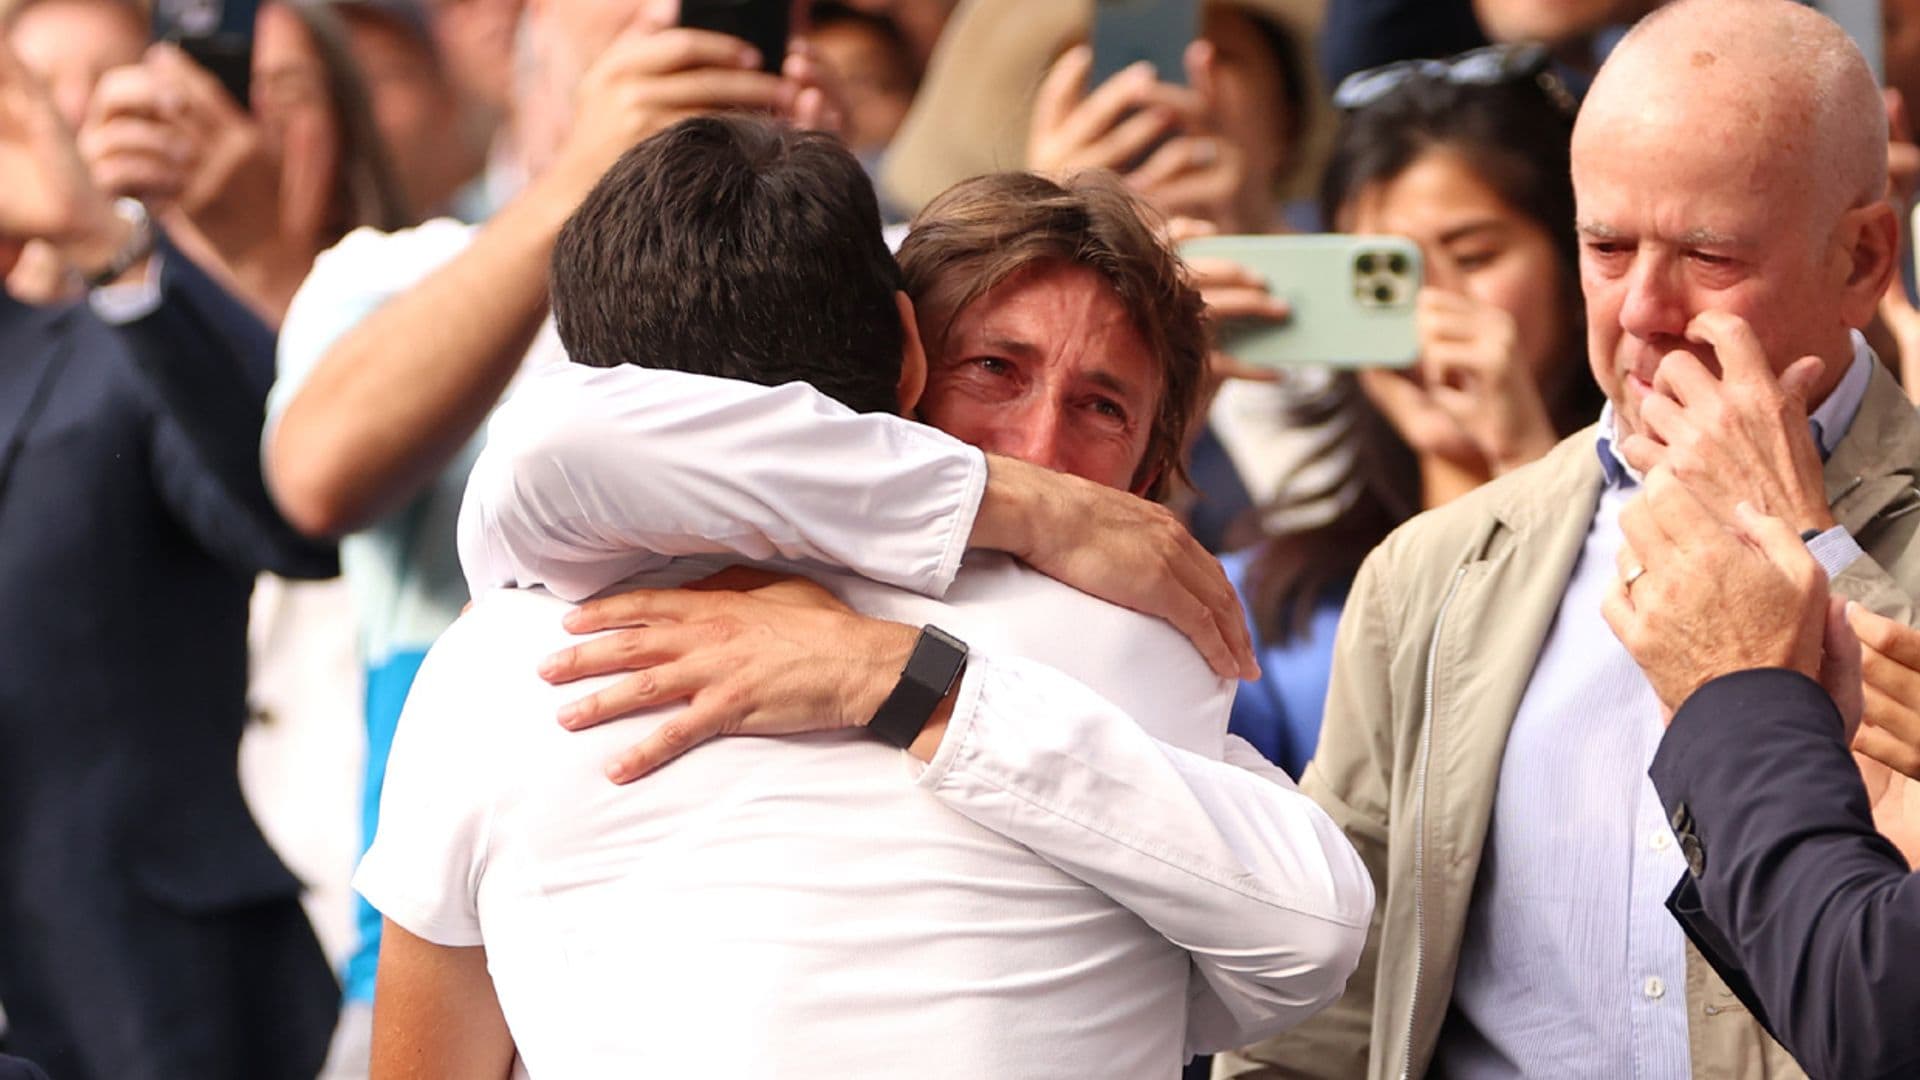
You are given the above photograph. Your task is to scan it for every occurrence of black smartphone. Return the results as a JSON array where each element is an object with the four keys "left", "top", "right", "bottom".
[
  {"left": 1090, "top": 0, "right": 1199, "bottom": 89},
  {"left": 152, "top": 0, "right": 259, "bottom": 109},
  {"left": 679, "top": 0, "right": 790, "bottom": 75}
]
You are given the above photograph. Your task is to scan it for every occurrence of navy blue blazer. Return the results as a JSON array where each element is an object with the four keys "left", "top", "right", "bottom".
[
  {"left": 0, "top": 1055, "right": 50, "bottom": 1080},
  {"left": 1651, "top": 668, "right": 1920, "bottom": 1080},
  {"left": 0, "top": 243, "right": 337, "bottom": 1076}
]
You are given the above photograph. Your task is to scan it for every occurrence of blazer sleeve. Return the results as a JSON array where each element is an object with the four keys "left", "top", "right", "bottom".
[
  {"left": 121, "top": 239, "right": 337, "bottom": 578},
  {"left": 1650, "top": 668, "right": 1920, "bottom": 1080}
]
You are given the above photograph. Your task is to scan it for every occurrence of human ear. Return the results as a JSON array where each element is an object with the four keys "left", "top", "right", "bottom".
[
  {"left": 895, "top": 291, "right": 928, "bottom": 415},
  {"left": 1838, "top": 200, "right": 1900, "bottom": 329}
]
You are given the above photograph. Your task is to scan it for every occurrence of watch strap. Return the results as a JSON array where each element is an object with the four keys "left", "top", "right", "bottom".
[
  {"left": 82, "top": 198, "right": 154, "bottom": 289},
  {"left": 868, "top": 625, "right": 969, "bottom": 749}
]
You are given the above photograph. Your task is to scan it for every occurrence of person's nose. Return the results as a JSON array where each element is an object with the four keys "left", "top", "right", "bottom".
[
  {"left": 983, "top": 400, "right": 1072, "bottom": 474},
  {"left": 1617, "top": 253, "right": 1690, "bottom": 344}
]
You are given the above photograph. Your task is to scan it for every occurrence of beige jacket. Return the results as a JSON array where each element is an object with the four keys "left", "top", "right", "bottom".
[{"left": 1217, "top": 361, "right": 1920, "bottom": 1080}]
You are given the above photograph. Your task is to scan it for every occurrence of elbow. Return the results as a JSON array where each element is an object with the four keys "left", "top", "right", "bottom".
[{"left": 265, "top": 427, "right": 374, "bottom": 539}]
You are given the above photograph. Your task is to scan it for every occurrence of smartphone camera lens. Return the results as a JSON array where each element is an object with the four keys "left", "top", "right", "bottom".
[
  {"left": 1387, "top": 253, "right": 1409, "bottom": 275},
  {"left": 1374, "top": 284, "right": 1394, "bottom": 304},
  {"left": 1355, "top": 253, "right": 1376, "bottom": 274}
]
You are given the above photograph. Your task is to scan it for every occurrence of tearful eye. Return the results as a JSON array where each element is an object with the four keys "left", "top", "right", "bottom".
[{"left": 971, "top": 356, "right": 1013, "bottom": 376}]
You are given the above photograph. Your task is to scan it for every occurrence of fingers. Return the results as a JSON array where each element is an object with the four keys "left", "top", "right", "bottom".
[
  {"left": 1822, "top": 595, "right": 1865, "bottom": 742},
  {"left": 1618, "top": 431, "right": 1667, "bottom": 476},
  {"left": 1777, "top": 354, "right": 1825, "bottom": 408},
  {"left": 1600, "top": 573, "right": 1639, "bottom": 652},
  {"left": 563, "top": 588, "right": 717, "bottom": 633},
  {"left": 1617, "top": 490, "right": 1671, "bottom": 582},
  {"left": 601, "top": 698, "right": 733, "bottom": 783},
  {"left": 1733, "top": 499, "right": 1824, "bottom": 588},
  {"left": 597, "top": 26, "right": 763, "bottom": 81},
  {"left": 1143, "top": 513, "right": 1257, "bottom": 680},
  {"left": 1649, "top": 349, "right": 1717, "bottom": 407},
  {"left": 1640, "top": 464, "right": 1724, "bottom": 550},
  {"left": 1635, "top": 386, "right": 1699, "bottom": 456},
  {"left": 556, "top": 654, "right": 712, "bottom": 731},
  {"left": 1126, "top": 131, "right": 1227, "bottom": 191},
  {"left": 1684, "top": 310, "right": 1774, "bottom": 387},
  {"left": 540, "top": 623, "right": 707, "bottom": 686},
  {"left": 1850, "top": 604, "right": 1920, "bottom": 670},
  {"left": 1031, "top": 44, "right": 1093, "bottom": 139},
  {"left": 1853, "top": 718, "right": 1920, "bottom": 782}
]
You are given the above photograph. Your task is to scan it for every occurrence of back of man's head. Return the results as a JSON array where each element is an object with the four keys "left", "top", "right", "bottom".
[{"left": 552, "top": 114, "right": 906, "bottom": 415}]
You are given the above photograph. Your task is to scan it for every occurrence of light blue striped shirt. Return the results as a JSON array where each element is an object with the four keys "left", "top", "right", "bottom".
[{"left": 1435, "top": 339, "right": 1873, "bottom": 1079}]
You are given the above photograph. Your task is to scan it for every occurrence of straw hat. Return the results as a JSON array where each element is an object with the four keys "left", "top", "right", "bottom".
[{"left": 881, "top": 0, "right": 1331, "bottom": 218}]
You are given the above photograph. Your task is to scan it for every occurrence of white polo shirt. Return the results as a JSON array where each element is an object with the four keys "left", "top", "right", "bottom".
[{"left": 354, "top": 363, "right": 1372, "bottom": 1077}]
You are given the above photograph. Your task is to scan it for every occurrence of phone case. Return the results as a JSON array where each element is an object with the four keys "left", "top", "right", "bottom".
[
  {"left": 1090, "top": 0, "right": 1199, "bottom": 88},
  {"left": 1180, "top": 234, "right": 1423, "bottom": 369},
  {"left": 679, "top": 0, "right": 789, "bottom": 74}
]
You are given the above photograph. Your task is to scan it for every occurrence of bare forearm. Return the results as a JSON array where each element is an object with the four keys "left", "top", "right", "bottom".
[{"left": 265, "top": 181, "right": 574, "bottom": 537}]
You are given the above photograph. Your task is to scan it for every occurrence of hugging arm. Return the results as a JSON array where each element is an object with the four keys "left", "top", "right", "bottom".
[
  {"left": 921, "top": 656, "right": 1373, "bottom": 1053},
  {"left": 461, "top": 361, "right": 1252, "bottom": 675}
]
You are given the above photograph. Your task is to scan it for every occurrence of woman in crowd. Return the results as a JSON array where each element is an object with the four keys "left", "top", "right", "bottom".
[
  {"left": 1224, "top": 46, "right": 1606, "bottom": 777},
  {"left": 881, "top": 0, "right": 1324, "bottom": 230}
]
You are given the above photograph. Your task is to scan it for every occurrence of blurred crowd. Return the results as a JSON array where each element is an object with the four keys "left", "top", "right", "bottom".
[{"left": 3, "top": 0, "right": 1920, "bottom": 1078}]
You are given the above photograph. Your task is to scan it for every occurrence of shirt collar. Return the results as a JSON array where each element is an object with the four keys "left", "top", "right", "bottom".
[{"left": 1595, "top": 330, "right": 1874, "bottom": 489}]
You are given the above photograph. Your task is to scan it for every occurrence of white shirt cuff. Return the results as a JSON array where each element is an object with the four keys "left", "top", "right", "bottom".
[
  {"left": 87, "top": 251, "right": 164, "bottom": 325},
  {"left": 1807, "top": 525, "right": 1864, "bottom": 577}
]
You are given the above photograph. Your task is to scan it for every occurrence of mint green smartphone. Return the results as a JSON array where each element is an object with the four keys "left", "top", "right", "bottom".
[{"left": 1180, "top": 234, "right": 1423, "bottom": 369}]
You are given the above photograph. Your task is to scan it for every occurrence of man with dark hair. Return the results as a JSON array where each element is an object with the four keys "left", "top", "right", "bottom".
[
  {"left": 355, "top": 114, "right": 1370, "bottom": 1077},
  {"left": 551, "top": 117, "right": 905, "bottom": 413}
]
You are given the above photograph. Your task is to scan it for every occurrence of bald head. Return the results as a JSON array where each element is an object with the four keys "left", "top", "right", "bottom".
[{"left": 1583, "top": 0, "right": 1885, "bottom": 214}]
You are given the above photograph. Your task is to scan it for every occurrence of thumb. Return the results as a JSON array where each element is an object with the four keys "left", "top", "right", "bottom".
[
  {"left": 1823, "top": 597, "right": 1865, "bottom": 743},
  {"left": 1778, "top": 354, "right": 1825, "bottom": 408}
]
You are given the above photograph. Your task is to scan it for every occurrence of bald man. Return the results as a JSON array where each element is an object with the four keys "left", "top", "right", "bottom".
[{"left": 1215, "top": 2, "right": 1920, "bottom": 1078}]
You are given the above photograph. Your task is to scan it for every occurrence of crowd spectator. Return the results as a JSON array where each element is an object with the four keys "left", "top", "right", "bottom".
[
  {"left": 2, "top": 0, "right": 147, "bottom": 302},
  {"left": 1221, "top": 1, "right": 1920, "bottom": 1077},
  {"left": 326, "top": 0, "right": 490, "bottom": 220},
  {"left": 886, "top": 0, "right": 1324, "bottom": 233},
  {"left": 70, "top": 1, "right": 409, "bottom": 326},
  {"left": 809, "top": 1, "right": 919, "bottom": 164},
  {"left": 0, "top": 36, "right": 339, "bottom": 1079},
  {"left": 1218, "top": 45, "right": 1603, "bottom": 778}
]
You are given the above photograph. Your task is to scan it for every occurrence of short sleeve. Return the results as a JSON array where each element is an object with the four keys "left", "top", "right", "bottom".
[
  {"left": 351, "top": 611, "right": 502, "bottom": 946},
  {"left": 267, "top": 219, "right": 478, "bottom": 433}
]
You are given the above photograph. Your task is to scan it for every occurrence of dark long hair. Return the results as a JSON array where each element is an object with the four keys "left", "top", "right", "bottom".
[
  {"left": 1246, "top": 70, "right": 1604, "bottom": 645},
  {"left": 278, "top": 0, "right": 414, "bottom": 239}
]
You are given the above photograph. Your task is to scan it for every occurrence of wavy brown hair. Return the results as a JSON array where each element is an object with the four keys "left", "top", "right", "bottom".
[{"left": 897, "top": 171, "right": 1208, "bottom": 500}]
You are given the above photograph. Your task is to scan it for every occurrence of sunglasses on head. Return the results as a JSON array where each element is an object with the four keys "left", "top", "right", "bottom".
[{"left": 1332, "top": 43, "right": 1579, "bottom": 116}]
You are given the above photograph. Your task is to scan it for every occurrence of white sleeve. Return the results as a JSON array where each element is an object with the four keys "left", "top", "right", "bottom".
[
  {"left": 457, "top": 362, "right": 988, "bottom": 602},
  {"left": 351, "top": 618, "right": 498, "bottom": 947},
  {"left": 914, "top": 656, "right": 1375, "bottom": 1055}
]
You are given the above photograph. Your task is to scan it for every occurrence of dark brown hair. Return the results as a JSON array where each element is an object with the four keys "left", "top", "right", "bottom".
[
  {"left": 551, "top": 114, "right": 906, "bottom": 415},
  {"left": 897, "top": 171, "right": 1208, "bottom": 500},
  {"left": 277, "top": 0, "right": 415, "bottom": 238}
]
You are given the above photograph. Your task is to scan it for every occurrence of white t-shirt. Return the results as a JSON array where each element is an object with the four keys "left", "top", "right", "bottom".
[{"left": 355, "top": 364, "right": 1373, "bottom": 1077}]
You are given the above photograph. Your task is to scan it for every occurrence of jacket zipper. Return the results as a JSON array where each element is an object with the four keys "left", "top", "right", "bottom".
[{"left": 1401, "top": 564, "right": 1468, "bottom": 1080}]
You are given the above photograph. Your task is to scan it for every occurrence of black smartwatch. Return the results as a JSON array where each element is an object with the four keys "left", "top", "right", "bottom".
[{"left": 868, "top": 625, "right": 969, "bottom": 749}]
